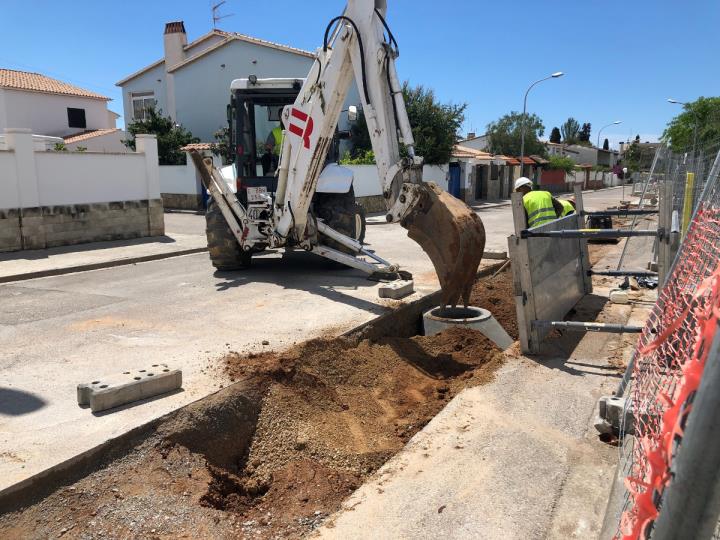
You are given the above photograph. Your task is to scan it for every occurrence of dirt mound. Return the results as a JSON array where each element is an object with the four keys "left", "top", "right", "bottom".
[
  {"left": 468, "top": 267, "right": 518, "bottom": 339},
  {"left": 205, "top": 325, "right": 504, "bottom": 535}
]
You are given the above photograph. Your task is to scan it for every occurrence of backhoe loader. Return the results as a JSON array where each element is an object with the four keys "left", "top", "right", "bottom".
[{"left": 190, "top": 0, "right": 485, "bottom": 307}]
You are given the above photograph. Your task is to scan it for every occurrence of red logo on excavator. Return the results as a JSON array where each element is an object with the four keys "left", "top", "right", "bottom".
[{"left": 288, "top": 108, "right": 314, "bottom": 149}]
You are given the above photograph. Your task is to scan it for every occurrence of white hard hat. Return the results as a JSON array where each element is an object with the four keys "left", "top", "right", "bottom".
[{"left": 514, "top": 177, "right": 533, "bottom": 191}]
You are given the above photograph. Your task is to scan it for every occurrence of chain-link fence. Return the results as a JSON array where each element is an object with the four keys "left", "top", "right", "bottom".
[{"left": 612, "top": 142, "right": 720, "bottom": 539}]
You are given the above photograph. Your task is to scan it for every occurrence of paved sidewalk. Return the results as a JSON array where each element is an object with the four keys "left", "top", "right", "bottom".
[{"left": 0, "top": 233, "right": 208, "bottom": 283}]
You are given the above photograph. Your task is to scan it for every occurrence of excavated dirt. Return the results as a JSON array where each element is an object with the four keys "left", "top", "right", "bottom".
[{"left": 0, "top": 270, "right": 516, "bottom": 540}]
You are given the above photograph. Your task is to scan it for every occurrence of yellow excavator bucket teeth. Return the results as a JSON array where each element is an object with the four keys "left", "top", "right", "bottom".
[{"left": 401, "top": 183, "right": 486, "bottom": 308}]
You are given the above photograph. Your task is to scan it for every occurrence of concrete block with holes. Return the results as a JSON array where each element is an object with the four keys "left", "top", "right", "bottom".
[
  {"left": 77, "top": 364, "right": 182, "bottom": 413},
  {"left": 378, "top": 280, "right": 414, "bottom": 300}
]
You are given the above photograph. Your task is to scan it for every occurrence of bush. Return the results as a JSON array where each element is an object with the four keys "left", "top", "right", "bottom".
[
  {"left": 546, "top": 155, "right": 575, "bottom": 173},
  {"left": 340, "top": 150, "right": 376, "bottom": 165}
]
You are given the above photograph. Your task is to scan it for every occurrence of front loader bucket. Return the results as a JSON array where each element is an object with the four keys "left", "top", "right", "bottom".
[{"left": 401, "top": 183, "right": 486, "bottom": 308}]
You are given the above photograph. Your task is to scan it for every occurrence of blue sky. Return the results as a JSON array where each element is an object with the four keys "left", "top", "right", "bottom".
[{"left": 1, "top": 0, "right": 717, "bottom": 148}]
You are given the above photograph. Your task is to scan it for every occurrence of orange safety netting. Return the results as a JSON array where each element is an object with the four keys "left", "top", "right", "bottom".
[{"left": 616, "top": 205, "right": 720, "bottom": 539}]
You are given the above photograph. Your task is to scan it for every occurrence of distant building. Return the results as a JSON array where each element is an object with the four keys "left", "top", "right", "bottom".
[
  {"left": 458, "top": 132, "right": 489, "bottom": 152},
  {"left": 543, "top": 140, "right": 619, "bottom": 168},
  {"left": 0, "top": 68, "right": 126, "bottom": 151},
  {"left": 116, "top": 21, "right": 361, "bottom": 143}
]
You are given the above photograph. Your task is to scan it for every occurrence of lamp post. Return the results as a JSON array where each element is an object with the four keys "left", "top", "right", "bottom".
[
  {"left": 668, "top": 98, "right": 698, "bottom": 170},
  {"left": 519, "top": 72, "right": 564, "bottom": 181},
  {"left": 597, "top": 120, "right": 622, "bottom": 149}
]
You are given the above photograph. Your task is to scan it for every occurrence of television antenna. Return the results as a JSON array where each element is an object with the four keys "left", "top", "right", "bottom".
[{"left": 212, "top": 1, "right": 234, "bottom": 28}]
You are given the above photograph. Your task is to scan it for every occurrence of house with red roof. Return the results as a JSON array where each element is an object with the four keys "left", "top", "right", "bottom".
[{"left": 0, "top": 69, "right": 126, "bottom": 152}]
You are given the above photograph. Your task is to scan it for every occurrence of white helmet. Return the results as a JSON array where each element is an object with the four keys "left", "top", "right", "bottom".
[{"left": 514, "top": 177, "right": 533, "bottom": 191}]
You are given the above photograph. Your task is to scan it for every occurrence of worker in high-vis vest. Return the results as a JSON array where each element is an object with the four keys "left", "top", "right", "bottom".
[
  {"left": 514, "top": 177, "right": 563, "bottom": 228},
  {"left": 262, "top": 115, "right": 285, "bottom": 175},
  {"left": 558, "top": 197, "right": 576, "bottom": 217},
  {"left": 266, "top": 126, "right": 284, "bottom": 156}
]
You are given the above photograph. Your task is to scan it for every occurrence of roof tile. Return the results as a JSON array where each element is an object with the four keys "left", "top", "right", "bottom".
[
  {"left": 62, "top": 129, "right": 120, "bottom": 143},
  {"left": 0, "top": 69, "right": 109, "bottom": 100}
]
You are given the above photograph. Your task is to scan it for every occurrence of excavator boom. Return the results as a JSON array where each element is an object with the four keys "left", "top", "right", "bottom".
[{"left": 275, "top": 0, "right": 486, "bottom": 305}]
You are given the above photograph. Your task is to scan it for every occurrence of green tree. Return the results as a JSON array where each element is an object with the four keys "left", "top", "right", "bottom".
[
  {"left": 124, "top": 107, "right": 199, "bottom": 165},
  {"left": 485, "top": 111, "right": 546, "bottom": 157},
  {"left": 546, "top": 155, "right": 576, "bottom": 173},
  {"left": 549, "top": 126, "right": 561, "bottom": 143},
  {"left": 579, "top": 122, "right": 592, "bottom": 143},
  {"left": 603, "top": 138, "right": 609, "bottom": 151},
  {"left": 350, "top": 82, "right": 466, "bottom": 165},
  {"left": 662, "top": 96, "right": 720, "bottom": 152},
  {"left": 561, "top": 117, "right": 580, "bottom": 144},
  {"left": 210, "top": 126, "right": 234, "bottom": 164}
]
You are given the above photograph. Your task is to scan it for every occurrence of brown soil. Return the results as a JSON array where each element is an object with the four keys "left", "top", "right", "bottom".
[{"left": 0, "top": 270, "right": 516, "bottom": 540}]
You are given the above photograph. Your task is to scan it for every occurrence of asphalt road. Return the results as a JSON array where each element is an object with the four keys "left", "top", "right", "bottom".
[{"left": 0, "top": 187, "right": 630, "bottom": 492}]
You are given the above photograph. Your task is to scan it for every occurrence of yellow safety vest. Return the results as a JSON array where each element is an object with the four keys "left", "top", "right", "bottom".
[
  {"left": 272, "top": 127, "right": 283, "bottom": 156},
  {"left": 559, "top": 199, "right": 575, "bottom": 217},
  {"left": 523, "top": 191, "right": 557, "bottom": 228}
]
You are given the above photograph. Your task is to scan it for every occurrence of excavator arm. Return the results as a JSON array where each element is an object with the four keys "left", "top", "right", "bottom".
[{"left": 274, "top": 0, "right": 485, "bottom": 306}]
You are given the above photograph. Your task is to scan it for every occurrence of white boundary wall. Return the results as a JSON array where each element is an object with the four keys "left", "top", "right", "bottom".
[
  {"left": 0, "top": 129, "right": 159, "bottom": 209},
  {"left": 343, "top": 164, "right": 450, "bottom": 197}
]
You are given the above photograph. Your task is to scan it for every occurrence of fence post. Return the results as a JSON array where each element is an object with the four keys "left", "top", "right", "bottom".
[
  {"left": 135, "top": 134, "right": 164, "bottom": 236},
  {"left": 658, "top": 181, "right": 673, "bottom": 287},
  {"left": 574, "top": 182, "right": 593, "bottom": 294},
  {"left": 681, "top": 172, "right": 695, "bottom": 237},
  {"left": 508, "top": 192, "right": 539, "bottom": 354},
  {"left": 4, "top": 128, "right": 45, "bottom": 249}
]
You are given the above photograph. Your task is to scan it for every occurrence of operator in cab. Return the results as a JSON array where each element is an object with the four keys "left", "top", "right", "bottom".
[
  {"left": 514, "top": 177, "right": 564, "bottom": 228},
  {"left": 261, "top": 110, "right": 285, "bottom": 175}
]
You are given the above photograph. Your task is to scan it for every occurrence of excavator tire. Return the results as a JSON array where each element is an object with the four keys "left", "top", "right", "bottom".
[
  {"left": 314, "top": 189, "right": 366, "bottom": 254},
  {"left": 205, "top": 199, "right": 252, "bottom": 271}
]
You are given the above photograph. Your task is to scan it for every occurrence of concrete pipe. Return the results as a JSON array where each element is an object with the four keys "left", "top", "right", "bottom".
[{"left": 423, "top": 306, "right": 513, "bottom": 350}]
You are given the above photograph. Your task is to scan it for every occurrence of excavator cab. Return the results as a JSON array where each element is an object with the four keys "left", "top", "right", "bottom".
[{"left": 226, "top": 78, "right": 303, "bottom": 207}]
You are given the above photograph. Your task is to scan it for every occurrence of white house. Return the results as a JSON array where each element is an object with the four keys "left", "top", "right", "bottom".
[
  {"left": 458, "top": 132, "right": 490, "bottom": 152},
  {"left": 0, "top": 69, "right": 126, "bottom": 152},
  {"left": 117, "top": 22, "right": 362, "bottom": 144},
  {"left": 544, "top": 141, "right": 619, "bottom": 167}
]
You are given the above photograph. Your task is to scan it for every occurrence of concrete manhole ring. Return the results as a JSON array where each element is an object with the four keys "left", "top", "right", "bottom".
[{"left": 423, "top": 306, "right": 513, "bottom": 350}]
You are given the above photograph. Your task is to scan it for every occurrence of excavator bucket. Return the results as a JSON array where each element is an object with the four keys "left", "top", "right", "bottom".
[{"left": 401, "top": 183, "right": 486, "bottom": 308}]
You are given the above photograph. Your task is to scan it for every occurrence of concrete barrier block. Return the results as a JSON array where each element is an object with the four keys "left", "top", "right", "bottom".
[
  {"left": 77, "top": 364, "right": 182, "bottom": 413},
  {"left": 482, "top": 250, "right": 508, "bottom": 260},
  {"left": 379, "top": 280, "right": 414, "bottom": 299}
]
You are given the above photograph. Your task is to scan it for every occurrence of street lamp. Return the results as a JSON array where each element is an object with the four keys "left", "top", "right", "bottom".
[
  {"left": 668, "top": 98, "right": 698, "bottom": 168},
  {"left": 597, "top": 120, "right": 622, "bottom": 149},
  {"left": 519, "top": 71, "right": 564, "bottom": 179}
]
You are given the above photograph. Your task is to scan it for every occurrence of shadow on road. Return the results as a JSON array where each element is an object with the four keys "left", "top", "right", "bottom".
[
  {"left": 526, "top": 293, "right": 623, "bottom": 378},
  {"left": 0, "top": 387, "right": 47, "bottom": 416},
  {"left": 212, "top": 250, "right": 385, "bottom": 315}
]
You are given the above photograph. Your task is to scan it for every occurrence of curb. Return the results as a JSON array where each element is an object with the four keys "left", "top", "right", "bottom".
[{"left": 0, "top": 247, "right": 209, "bottom": 284}]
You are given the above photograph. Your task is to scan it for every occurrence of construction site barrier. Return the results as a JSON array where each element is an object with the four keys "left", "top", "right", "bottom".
[
  {"left": 584, "top": 209, "right": 659, "bottom": 217},
  {"left": 508, "top": 183, "right": 592, "bottom": 354},
  {"left": 521, "top": 229, "right": 661, "bottom": 239},
  {"left": 603, "top": 142, "right": 720, "bottom": 540}
]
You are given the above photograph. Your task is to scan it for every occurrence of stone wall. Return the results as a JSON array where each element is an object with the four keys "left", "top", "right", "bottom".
[
  {"left": 0, "top": 199, "right": 164, "bottom": 253},
  {"left": 356, "top": 195, "right": 386, "bottom": 214},
  {"left": 161, "top": 193, "right": 204, "bottom": 211}
]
